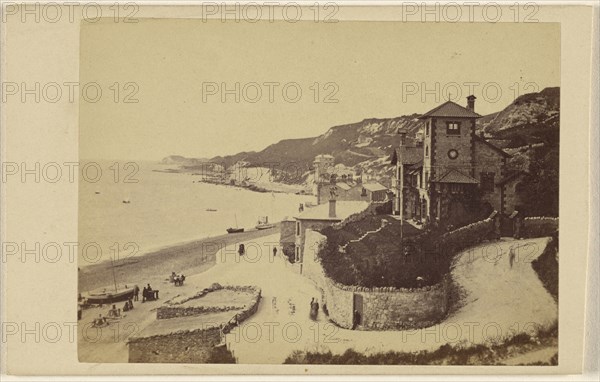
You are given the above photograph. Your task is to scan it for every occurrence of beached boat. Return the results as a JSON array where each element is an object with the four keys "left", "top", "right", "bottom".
[
  {"left": 227, "top": 214, "right": 244, "bottom": 234},
  {"left": 255, "top": 216, "right": 275, "bottom": 230},
  {"left": 85, "top": 284, "right": 137, "bottom": 304}
]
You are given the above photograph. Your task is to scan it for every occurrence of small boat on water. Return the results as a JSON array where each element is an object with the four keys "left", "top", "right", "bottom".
[
  {"left": 95, "top": 191, "right": 100, "bottom": 194},
  {"left": 227, "top": 214, "right": 244, "bottom": 234},
  {"left": 122, "top": 198, "right": 131, "bottom": 204},
  {"left": 85, "top": 283, "right": 137, "bottom": 304},
  {"left": 206, "top": 208, "right": 217, "bottom": 212},
  {"left": 255, "top": 216, "right": 275, "bottom": 230}
]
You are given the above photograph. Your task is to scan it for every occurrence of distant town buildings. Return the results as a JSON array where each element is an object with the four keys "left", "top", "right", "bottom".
[{"left": 312, "top": 154, "right": 390, "bottom": 205}]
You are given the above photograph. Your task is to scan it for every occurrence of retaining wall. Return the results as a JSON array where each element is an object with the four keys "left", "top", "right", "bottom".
[{"left": 302, "top": 230, "right": 449, "bottom": 330}]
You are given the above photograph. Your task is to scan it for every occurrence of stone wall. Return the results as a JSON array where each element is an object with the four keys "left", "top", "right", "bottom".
[
  {"left": 302, "top": 230, "right": 449, "bottom": 330},
  {"left": 280, "top": 219, "right": 296, "bottom": 246},
  {"left": 129, "top": 326, "right": 222, "bottom": 363},
  {"left": 522, "top": 217, "right": 558, "bottom": 238},
  {"left": 129, "top": 284, "right": 261, "bottom": 363},
  {"left": 158, "top": 284, "right": 261, "bottom": 320},
  {"left": 473, "top": 138, "right": 505, "bottom": 212},
  {"left": 332, "top": 200, "right": 392, "bottom": 230}
]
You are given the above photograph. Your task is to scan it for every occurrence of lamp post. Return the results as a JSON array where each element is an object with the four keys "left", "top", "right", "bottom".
[{"left": 397, "top": 129, "right": 406, "bottom": 243}]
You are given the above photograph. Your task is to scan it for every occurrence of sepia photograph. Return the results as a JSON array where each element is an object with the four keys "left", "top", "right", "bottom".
[
  {"left": 1, "top": 1, "right": 597, "bottom": 378},
  {"left": 76, "top": 16, "right": 561, "bottom": 366}
]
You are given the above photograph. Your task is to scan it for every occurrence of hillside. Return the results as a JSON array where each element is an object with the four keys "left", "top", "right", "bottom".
[{"left": 163, "top": 87, "right": 559, "bottom": 187}]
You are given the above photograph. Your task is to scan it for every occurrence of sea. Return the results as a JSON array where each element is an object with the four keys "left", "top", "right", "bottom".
[{"left": 78, "top": 161, "right": 310, "bottom": 267}]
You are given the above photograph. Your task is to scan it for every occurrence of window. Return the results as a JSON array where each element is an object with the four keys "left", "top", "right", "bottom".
[
  {"left": 480, "top": 172, "right": 495, "bottom": 193},
  {"left": 446, "top": 121, "right": 461, "bottom": 135},
  {"left": 425, "top": 171, "right": 430, "bottom": 188},
  {"left": 296, "top": 221, "right": 301, "bottom": 236},
  {"left": 361, "top": 187, "right": 367, "bottom": 196},
  {"left": 447, "top": 149, "right": 459, "bottom": 160},
  {"left": 425, "top": 145, "right": 429, "bottom": 157},
  {"left": 425, "top": 121, "right": 430, "bottom": 136}
]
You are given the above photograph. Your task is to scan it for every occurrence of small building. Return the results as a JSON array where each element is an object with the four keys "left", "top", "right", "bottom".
[
  {"left": 360, "top": 182, "right": 389, "bottom": 202},
  {"left": 279, "top": 216, "right": 297, "bottom": 263},
  {"left": 292, "top": 200, "right": 369, "bottom": 269}
]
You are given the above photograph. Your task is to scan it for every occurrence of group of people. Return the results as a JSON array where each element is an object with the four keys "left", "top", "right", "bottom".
[
  {"left": 122, "top": 298, "right": 134, "bottom": 312},
  {"left": 169, "top": 272, "right": 186, "bottom": 286},
  {"left": 142, "top": 284, "right": 159, "bottom": 302}
]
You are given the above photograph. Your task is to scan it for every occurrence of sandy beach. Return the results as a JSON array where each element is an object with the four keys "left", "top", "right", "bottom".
[{"left": 78, "top": 224, "right": 281, "bottom": 293}]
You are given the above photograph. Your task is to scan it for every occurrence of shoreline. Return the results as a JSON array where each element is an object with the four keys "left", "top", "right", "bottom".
[{"left": 78, "top": 224, "right": 281, "bottom": 293}]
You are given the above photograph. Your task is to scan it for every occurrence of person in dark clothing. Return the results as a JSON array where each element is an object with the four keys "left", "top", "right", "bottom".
[
  {"left": 273, "top": 247, "right": 278, "bottom": 258},
  {"left": 133, "top": 285, "right": 140, "bottom": 301},
  {"left": 352, "top": 310, "right": 361, "bottom": 330},
  {"left": 142, "top": 287, "right": 147, "bottom": 302}
]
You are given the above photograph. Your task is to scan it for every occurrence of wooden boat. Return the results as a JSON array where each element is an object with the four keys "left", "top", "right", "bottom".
[
  {"left": 255, "top": 216, "right": 275, "bottom": 230},
  {"left": 227, "top": 214, "right": 244, "bottom": 234},
  {"left": 85, "top": 283, "right": 137, "bottom": 304},
  {"left": 206, "top": 208, "right": 217, "bottom": 212}
]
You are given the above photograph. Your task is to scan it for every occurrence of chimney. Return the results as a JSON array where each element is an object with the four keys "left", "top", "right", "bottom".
[
  {"left": 397, "top": 127, "right": 407, "bottom": 145},
  {"left": 329, "top": 199, "right": 336, "bottom": 218},
  {"left": 467, "top": 95, "right": 476, "bottom": 111}
]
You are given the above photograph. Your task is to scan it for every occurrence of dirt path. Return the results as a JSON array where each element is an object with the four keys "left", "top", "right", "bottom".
[{"left": 79, "top": 235, "right": 557, "bottom": 364}]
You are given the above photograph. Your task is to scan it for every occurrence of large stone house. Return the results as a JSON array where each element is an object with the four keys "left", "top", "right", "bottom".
[{"left": 391, "top": 96, "right": 523, "bottom": 229}]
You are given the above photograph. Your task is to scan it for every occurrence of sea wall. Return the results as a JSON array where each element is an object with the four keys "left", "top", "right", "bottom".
[{"left": 302, "top": 230, "right": 449, "bottom": 330}]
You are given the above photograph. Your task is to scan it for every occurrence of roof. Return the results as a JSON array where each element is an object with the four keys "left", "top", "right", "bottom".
[
  {"left": 390, "top": 146, "right": 424, "bottom": 165},
  {"left": 295, "top": 201, "right": 369, "bottom": 221},
  {"left": 418, "top": 100, "right": 481, "bottom": 119},
  {"left": 335, "top": 182, "right": 352, "bottom": 191},
  {"left": 474, "top": 135, "right": 512, "bottom": 158},
  {"left": 432, "top": 169, "right": 479, "bottom": 184},
  {"left": 362, "top": 182, "right": 388, "bottom": 192}
]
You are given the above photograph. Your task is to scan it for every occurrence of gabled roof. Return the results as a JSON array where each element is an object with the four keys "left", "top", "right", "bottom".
[
  {"left": 473, "top": 135, "right": 512, "bottom": 158},
  {"left": 418, "top": 101, "right": 481, "bottom": 119},
  {"left": 390, "top": 146, "right": 424, "bottom": 165},
  {"left": 432, "top": 169, "right": 479, "bottom": 184},
  {"left": 362, "top": 182, "right": 388, "bottom": 192}
]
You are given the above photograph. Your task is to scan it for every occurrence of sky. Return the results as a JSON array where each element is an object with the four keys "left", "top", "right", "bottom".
[{"left": 80, "top": 19, "right": 560, "bottom": 161}]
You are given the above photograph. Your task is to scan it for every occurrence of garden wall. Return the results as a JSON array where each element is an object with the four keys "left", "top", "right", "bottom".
[
  {"left": 302, "top": 230, "right": 449, "bottom": 330},
  {"left": 332, "top": 200, "right": 392, "bottom": 230},
  {"left": 521, "top": 217, "right": 558, "bottom": 238}
]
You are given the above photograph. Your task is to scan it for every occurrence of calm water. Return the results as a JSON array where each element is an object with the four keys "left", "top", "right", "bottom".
[{"left": 78, "top": 161, "right": 309, "bottom": 266}]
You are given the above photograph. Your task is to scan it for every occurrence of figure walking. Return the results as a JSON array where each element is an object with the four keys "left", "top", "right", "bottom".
[
  {"left": 273, "top": 247, "right": 278, "bottom": 259},
  {"left": 509, "top": 245, "right": 516, "bottom": 269}
]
